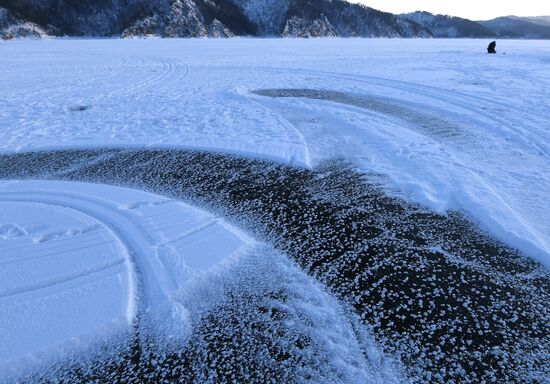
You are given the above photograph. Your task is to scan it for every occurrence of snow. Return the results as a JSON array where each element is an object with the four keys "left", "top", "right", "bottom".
[
  {"left": 0, "top": 200, "right": 134, "bottom": 366},
  {"left": 0, "top": 179, "right": 255, "bottom": 378},
  {"left": 0, "top": 7, "right": 49, "bottom": 40},
  {"left": 0, "top": 38, "right": 548, "bottom": 267}
]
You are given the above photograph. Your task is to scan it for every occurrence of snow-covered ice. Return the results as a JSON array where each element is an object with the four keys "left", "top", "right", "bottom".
[
  {"left": 0, "top": 198, "right": 135, "bottom": 368},
  {"left": 0, "top": 38, "right": 548, "bottom": 267},
  {"left": 0, "top": 180, "right": 256, "bottom": 378},
  {"left": 0, "top": 179, "right": 406, "bottom": 383}
]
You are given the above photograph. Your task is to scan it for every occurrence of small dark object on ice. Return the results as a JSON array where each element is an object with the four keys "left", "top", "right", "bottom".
[
  {"left": 487, "top": 41, "right": 497, "bottom": 54},
  {"left": 69, "top": 105, "right": 89, "bottom": 112}
]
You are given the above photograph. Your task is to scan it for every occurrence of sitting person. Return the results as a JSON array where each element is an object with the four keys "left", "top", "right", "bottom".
[{"left": 487, "top": 41, "right": 497, "bottom": 54}]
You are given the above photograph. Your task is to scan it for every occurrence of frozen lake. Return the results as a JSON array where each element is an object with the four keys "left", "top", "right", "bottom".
[
  {"left": 0, "top": 38, "right": 549, "bottom": 383},
  {"left": 1, "top": 38, "right": 549, "bottom": 266}
]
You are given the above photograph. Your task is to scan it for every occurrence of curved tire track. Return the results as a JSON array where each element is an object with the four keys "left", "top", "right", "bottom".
[{"left": 108, "top": 57, "right": 189, "bottom": 98}]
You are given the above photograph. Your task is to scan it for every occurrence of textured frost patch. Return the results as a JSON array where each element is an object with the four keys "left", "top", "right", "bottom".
[{"left": 173, "top": 246, "right": 407, "bottom": 384}]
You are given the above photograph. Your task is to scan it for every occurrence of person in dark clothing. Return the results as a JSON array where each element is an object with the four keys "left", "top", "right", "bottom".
[{"left": 487, "top": 41, "right": 497, "bottom": 54}]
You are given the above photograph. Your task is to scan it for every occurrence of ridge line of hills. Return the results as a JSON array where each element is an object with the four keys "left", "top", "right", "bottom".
[{"left": 1, "top": 0, "right": 549, "bottom": 39}]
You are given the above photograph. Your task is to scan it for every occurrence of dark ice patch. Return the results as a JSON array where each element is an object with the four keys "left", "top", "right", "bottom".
[
  {"left": 1, "top": 148, "right": 548, "bottom": 384},
  {"left": 253, "top": 88, "right": 466, "bottom": 142}
]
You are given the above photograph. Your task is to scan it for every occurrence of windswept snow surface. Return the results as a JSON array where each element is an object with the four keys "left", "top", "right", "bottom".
[{"left": 0, "top": 38, "right": 549, "bottom": 267}]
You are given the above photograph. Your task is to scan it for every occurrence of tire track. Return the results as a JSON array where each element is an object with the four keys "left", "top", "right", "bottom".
[
  {"left": 0, "top": 256, "right": 125, "bottom": 299},
  {"left": 108, "top": 57, "right": 189, "bottom": 98},
  {"left": 0, "top": 192, "right": 143, "bottom": 315},
  {"left": 0, "top": 189, "right": 178, "bottom": 309}
]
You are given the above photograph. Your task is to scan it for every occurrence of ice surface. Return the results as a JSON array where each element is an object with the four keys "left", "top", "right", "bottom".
[{"left": 0, "top": 38, "right": 548, "bottom": 266}]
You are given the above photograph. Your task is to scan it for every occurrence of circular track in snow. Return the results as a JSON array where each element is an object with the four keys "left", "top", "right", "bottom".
[{"left": 0, "top": 180, "right": 254, "bottom": 378}]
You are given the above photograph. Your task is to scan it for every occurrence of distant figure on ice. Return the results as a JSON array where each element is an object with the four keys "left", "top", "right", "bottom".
[{"left": 487, "top": 41, "right": 497, "bottom": 54}]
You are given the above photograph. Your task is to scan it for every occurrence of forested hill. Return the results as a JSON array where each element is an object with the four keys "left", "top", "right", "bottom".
[{"left": 1, "top": 0, "right": 549, "bottom": 39}]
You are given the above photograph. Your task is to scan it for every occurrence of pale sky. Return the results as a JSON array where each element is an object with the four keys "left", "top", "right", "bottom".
[{"left": 350, "top": 1, "right": 550, "bottom": 20}]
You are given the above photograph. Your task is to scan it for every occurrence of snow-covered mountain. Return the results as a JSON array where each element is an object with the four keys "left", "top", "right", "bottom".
[
  {"left": 0, "top": 0, "right": 152, "bottom": 36},
  {"left": 0, "top": 0, "right": 430, "bottom": 38},
  {"left": 0, "top": 6, "right": 50, "bottom": 39},
  {"left": 232, "top": 0, "right": 431, "bottom": 37},
  {"left": 121, "top": 0, "right": 241, "bottom": 38},
  {"left": 0, "top": 0, "right": 548, "bottom": 39},
  {"left": 479, "top": 16, "right": 550, "bottom": 39},
  {"left": 399, "top": 11, "right": 492, "bottom": 38}
]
